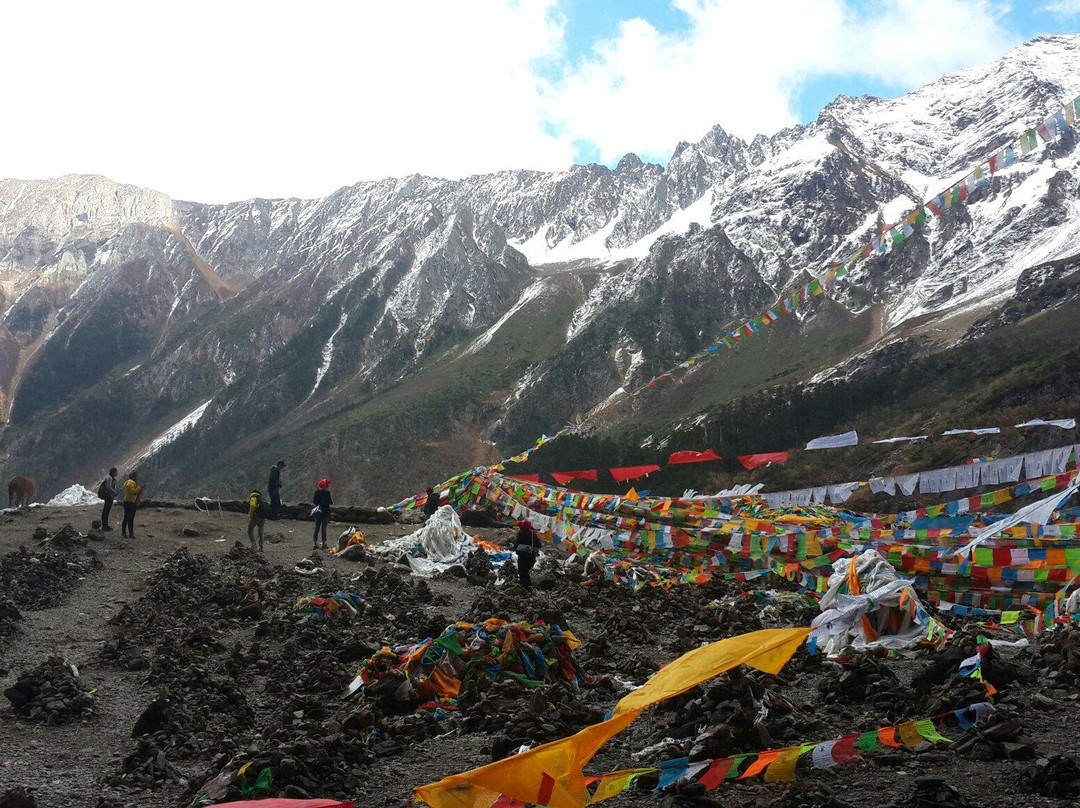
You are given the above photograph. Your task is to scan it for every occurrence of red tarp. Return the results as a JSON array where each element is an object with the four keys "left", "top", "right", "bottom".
[
  {"left": 667, "top": 449, "right": 722, "bottom": 465},
  {"left": 737, "top": 451, "right": 789, "bottom": 469},
  {"left": 609, "top": 464, "right": 661, "bottom": 483},
  {"left": 551, "top": 470, "right": 598, "bottom": 486},
  {"left": 213, "top": 800, "right": 354, "bottom": 808},
  {"left": 509, "top": 474, "right": 541, "bottom": 483}
]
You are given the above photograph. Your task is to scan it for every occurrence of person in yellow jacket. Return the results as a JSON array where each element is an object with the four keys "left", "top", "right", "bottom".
[
  {"left": 121, "top": 472, "right": 144, "bottom": 537},
  {"left": 247, "top": 489, "right": 269, "bottom": 551}
]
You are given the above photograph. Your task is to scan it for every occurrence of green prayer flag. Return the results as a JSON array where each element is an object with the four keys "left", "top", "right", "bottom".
[
  {"left": 914, "top": 719, "right": 951, "bottom": 744},
  {"left": 856, "top": 731, "right": 885, "bottom": 753},
  {"left": 434, "top": 633, "right": 464, "bottom": 656}
]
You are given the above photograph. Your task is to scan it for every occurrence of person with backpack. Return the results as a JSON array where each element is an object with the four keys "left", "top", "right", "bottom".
[
  {"left": 121, "top": 472, "right": 144, "bottom": 538},
  {"left": 97, "top": 467, "right": 120, "bottom": 531},
  {"left": 513, "top": 519, "right": 542, "bottom": 590},
  {"left": 267, "top": 460, "right": 285, "bottom": 519},
  {"left": 247, "top": 489, "right": 270, "bottom": 551},
  {"left": 312, "top": 479, "right": 332, "bottom": 550}
]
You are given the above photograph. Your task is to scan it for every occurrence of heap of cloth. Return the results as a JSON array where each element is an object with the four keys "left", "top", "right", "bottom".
[
  {"left": 443, "top": 468, "right": 1080, "bottom": 630},
  {"left": 355, "top": 618, "right": 589, "bottom": 708},
  {"left": 295, "top": 592, "right": 368, "bottom": 621}
]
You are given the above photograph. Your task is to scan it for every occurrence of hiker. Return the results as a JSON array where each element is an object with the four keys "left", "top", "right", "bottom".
[
  {"left": 97, "top": 467, "right": 120, "bottom": 531},
  {"left": 121, "top": 472, "right": 144, "bottom": 538},
  {"left": 422, "top": 486, "right": 440, "bottom": 518},
  {"left": 311, "top": 479, "right": 332, "bottom": 550},
  {"left": 513, "top": 519, "right": 542, "bottom": 590},
  {"left": 247, "top": 489, "right": 269, "bottom": 551},
  {"left": 268, "top": 460, "right": 285, "bottom": 519}
]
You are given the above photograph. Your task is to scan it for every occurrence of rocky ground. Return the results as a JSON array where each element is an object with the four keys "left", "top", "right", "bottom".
[{"left": 1, "top": 504, "right": 1079, "bottom": 808}]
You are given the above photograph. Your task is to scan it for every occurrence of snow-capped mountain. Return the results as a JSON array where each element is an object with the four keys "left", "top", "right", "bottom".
[{"left": 1, "top": 35, "right": 1078, "bottom": 502}]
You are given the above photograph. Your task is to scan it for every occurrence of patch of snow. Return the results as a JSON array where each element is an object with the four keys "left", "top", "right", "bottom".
[
  {"left": 129, "top": 399, "right": 213, "bottom": 467},
  {"left": 46, "top": 484, "right": 100, "bottom": 507},
  {"left": 615, "top": 191, "right": 716, "bottom": 260},
  {"left": 309, "top": 310, "right": 349, "bottom": 398},
  {"left": 461, "top": 279, "right": 546, "bottom": 358}
]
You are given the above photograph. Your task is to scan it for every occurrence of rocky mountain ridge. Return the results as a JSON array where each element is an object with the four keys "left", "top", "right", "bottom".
[{"left": 1, "top": 35, "right": 1078, "bottom": 503}]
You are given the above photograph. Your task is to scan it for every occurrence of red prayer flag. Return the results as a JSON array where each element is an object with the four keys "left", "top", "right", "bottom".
[
  {"left": 509, "top": 474, "right": 541, "bottom": 483},
  {"left": 214, "top": 800, "right": 354, "bottom": 808},
  {"left": 550, "top": 469, "right": 599, "bottom": 486},
  {"left": 667, "top": 449, "right": 722, "bottom": 465},
  {"left": 609, "top": 464, "right": 661, "bottom": 483},
  {"left": 737, "top": 451, "right": 790, "bottom": 470}
]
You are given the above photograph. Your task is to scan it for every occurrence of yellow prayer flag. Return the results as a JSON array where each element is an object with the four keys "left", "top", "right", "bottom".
[
  {"left": 613, "top": 628, "right": 810, "bottom": 715},
  {"left": 589, "top": 769, "right": 648, "bottom": 804},
  {"left": 764, "top": 744, "right": 814, "bottom": 782},
  {"left": 415, "top": 710, "right": 640, "bottom": 808},
  {"left": 897, "top": 721, "right": 924, "bottom": 749}
]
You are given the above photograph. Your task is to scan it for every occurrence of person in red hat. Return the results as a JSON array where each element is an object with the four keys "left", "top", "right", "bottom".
[
  {"left": 312, "top": 478, "right": 333, "bottom": 550},
  {"left": 513, "top": 519, "right": 541, "bottom": 589}
]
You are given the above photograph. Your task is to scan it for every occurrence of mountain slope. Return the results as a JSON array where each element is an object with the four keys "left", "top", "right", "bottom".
[{"left": 1, "top": 35, "right": 1078, "bottom": 503}]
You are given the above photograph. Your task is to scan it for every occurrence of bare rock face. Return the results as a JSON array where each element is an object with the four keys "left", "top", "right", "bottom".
[{"left": 2, "top": 36, "right": 1080, "bottom": 503}]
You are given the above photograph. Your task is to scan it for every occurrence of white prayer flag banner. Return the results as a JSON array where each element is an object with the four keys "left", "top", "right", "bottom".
[{"left": 806, "top": 430, "right": 858, "bottom": 451}]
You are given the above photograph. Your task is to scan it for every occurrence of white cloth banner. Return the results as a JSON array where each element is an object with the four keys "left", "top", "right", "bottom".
[
  {"left": 954, "top": 464, "right": 977, "bottom": 489},
  {"left": 942, "top": 427, "right": 1001, "bottom": 436},
  {"left": 806, "top": 430, "right": 858, "bottom": 451},
  {"left": 828, "top": 482, "right": 862, "bottom": 504},
  {"left": 1016, "top": 418, "right": 1076, "bottom": 430},
  {"left": 897, "top": 474, "right": 920, "bottom": 496},
  {"left": 872, "top": 435, "right": 928, "bottom": 444},
  {"left": 959, "top": 475, "right": 1080, "bottom": 558},
  {"left": 868, "top": 476, "right": 896, "bottom": 495},
  {"left": 979, "top": 456, "right": 1022, "bottom": 486},
  {"left": 919, "top": 467, "right": 958, "bottom": 494},
  {"left": 811, "top": 487, "right": 828, "bottom": 505}
]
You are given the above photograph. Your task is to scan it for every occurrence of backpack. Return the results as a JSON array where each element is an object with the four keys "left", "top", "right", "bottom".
[
  {"left": 255, "top": 496, "right": 271, "bottom": 518},
  {"left": 97, "top": 478, "right": 110, "bottom": 500}
]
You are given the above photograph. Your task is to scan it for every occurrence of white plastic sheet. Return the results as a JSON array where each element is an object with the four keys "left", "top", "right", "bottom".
[
  {"left": 1016, "top": 418, "right": 1076, "bottom": 430},
  {"left": 806, "top": 430, "right": 858, "bottom": 451}
]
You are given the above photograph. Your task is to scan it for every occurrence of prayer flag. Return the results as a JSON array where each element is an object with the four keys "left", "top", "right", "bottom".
[
  {"left": 667, "top": 449, "right": 722, "bottom": 465},
  {"left": 738, "top": 451, "right": 790, "bottom": 469},
  {"left": 551, "top": 470, "right": 598, "bottom": 486},
  {"left": 610, "top": 465, "right": 661, "bottom": 483}
]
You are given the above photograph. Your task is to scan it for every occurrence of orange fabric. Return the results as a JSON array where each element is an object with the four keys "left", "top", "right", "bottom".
[
  {"left": 415, "top": 710, "right": 639, "bottom": 808},
  {"left": 429, "top": 667, "right": 461, "bottom": 699},
  {"left": 738, "top": 749, "right": 783, "bottom": 779},
  {"left": 878, "top": 727, "right": 902, "bottom": 748}
]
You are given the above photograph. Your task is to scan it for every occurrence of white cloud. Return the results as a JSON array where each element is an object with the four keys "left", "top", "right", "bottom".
[
  {"left": 542, "top": 0, "right": 1019, "bottom": 163},
  {"left": 1043, "top": 0, "right": 1080, "bottom": 16},
  {"left": 0, "top": 0, "right": 1025, "bottom": 202},
  {"left": 0, "top": 0, "right": 573, "bottom": 201}
]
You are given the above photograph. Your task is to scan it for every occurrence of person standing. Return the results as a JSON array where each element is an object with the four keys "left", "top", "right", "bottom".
[
  {"left": 98, "top": 467, "right": 120, "bottom": 531},
  {"left": 121, "top": 472, "right": 144, "bottom": 538},
  {"left": 312, "top": 479, "right": 332, "bottom": 551},
  {"left": 268, "top": 460, "right": 285, "bottom": 519},
  {"left": 247, "top": 489, "right": 269, "bottom": 551},
  {"left": 422, "top": 486, "right": 440, "bottom": 518},
  {"left": 513, "top": 519, "right": 542, "bottom": 590}
]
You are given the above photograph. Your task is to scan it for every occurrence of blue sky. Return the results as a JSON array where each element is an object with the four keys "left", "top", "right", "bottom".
[
  {"left": 555, "top": 0, "right": 1080, "bottom": 168},
  {"left": 2, "top": 0, "right": 1077, "bottom": 200}
]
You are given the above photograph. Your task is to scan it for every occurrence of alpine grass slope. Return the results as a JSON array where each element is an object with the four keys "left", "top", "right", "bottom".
[{"left": 0, "top": 35, "right": 1078, "bottom": 502}]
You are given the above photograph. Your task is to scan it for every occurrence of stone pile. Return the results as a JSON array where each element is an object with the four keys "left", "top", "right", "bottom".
[{"left": 3, "top": 656, "right": 96, "bottom": 724}]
